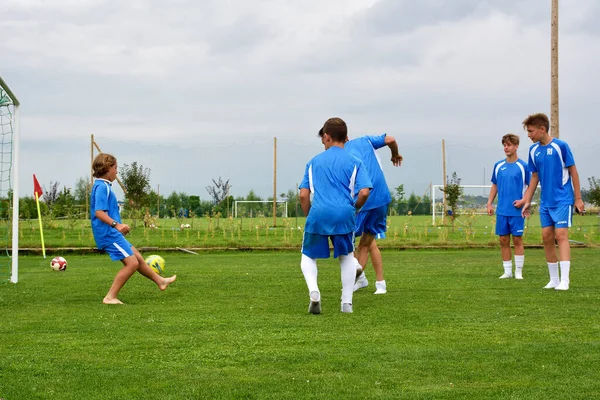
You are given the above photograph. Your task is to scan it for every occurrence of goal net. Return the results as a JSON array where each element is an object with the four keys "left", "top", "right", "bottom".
[
  {"left": 431, "top": 184, "right": 492, "bottom": 225},
  {"left": 234, "top": 200, "right": 288, "bottom": 218},
  {"left": 0, "top": 76, "right": 20, "bottom": 283}
]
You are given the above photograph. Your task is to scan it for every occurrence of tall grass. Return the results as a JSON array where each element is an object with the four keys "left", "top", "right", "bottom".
[{"left": 1, "top": 248, "right": 600, "bottom": 399}]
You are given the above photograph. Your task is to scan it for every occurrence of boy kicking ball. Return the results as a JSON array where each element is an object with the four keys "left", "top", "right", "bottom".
[{"left": 91, "top": 153, "right": 176, "bottom": 304}]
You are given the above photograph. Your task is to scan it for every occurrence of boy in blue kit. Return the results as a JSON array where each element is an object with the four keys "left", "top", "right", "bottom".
[
  {"left": 333, "top": 131, "right": 402, "bottom": 295},
  {"left": 91, "top": 153, "right": 176, "bottom": 304},
  {"left": 299, "top": 118, "right": 372, "bottom": 314},
  {"left": 486, "top": 134, "right": 530, "bottom": 279},
  {"left": 514, "top": 113, "right": 585, "bottom": 291}
]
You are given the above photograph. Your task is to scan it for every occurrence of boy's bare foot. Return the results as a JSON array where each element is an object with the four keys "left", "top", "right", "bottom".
[
  {"left": 159, "top": 275, "right": 177, "bottom": 291},
  {"left": 103, "top": 297, "right": 124, "bottom": 305}
]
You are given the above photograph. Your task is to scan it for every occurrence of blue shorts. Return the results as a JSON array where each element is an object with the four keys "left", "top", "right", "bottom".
[
  {"left": 539, "top": 205, "right": 572, "bottom": 229},
  {"left": 301, "top": 232, "right": 355, "bottom": 259},
  {"left": 102, "top": 236, "right": 134, "bottom": 261},
  {"left": 355, "top": 205, "right": 388, "bottom": 237},
  {"left": 495, "top": 215, "right": 525, "bottom": 237}
]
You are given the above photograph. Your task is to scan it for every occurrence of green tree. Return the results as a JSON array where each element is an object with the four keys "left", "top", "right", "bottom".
[
  {"left": 165, "top": 191, "right": 182, "bottom": 216},
  {"left": 407, "top": 193, "right": 420, "bottom": 213},
  {"left": 441, "top": 172, "right": 463, "bottom": 222},
  {"left": 120, "top": 162, "right": 152, "bottom": 208},
  {"left": 586, "top": 177, "right": 600, "bottom": 208},
  {"left": 395, "top": 184, "right": 405, "bottom": 202},
  {"left": 74, "top": 176, "right": 90, "bottom": 204}
]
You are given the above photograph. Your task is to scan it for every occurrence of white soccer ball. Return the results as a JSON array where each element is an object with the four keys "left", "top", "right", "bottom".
[{"left": 50, "top": 256, "right": 68, "bottom": 271}]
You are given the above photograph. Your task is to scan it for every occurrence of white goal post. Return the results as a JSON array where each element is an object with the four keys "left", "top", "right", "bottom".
[
  {"left": 0, "top": 75, "right": 20, "bottom": 283},
  {"left": 431, "top": 184, "right": 491, "bottom": 225},
  {"left": 234, "top": 200, "right": 288, "bottom": 218}
]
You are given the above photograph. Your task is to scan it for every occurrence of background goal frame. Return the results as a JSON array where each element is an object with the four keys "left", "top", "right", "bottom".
[
  {"left": 430, "top": 184, "right": 492, "bottom": 225},
  {"left": 234, "top": 200, "right": 288, "bottom": 218}
]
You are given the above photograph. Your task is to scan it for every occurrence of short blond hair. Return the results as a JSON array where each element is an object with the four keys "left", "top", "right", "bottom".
[{"left": 92, "top": 153, "right": 117, "bottom": 178}]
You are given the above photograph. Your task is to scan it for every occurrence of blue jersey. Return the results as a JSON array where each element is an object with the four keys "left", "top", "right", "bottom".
[
  {"left": 527, "top": 138, "right": 575, "bottom": 207},
  {"left": 91, "top": 179, "right": 123, "bottom": 249},
  {"left": 344, "top": 134, "right": 392, "bottom": 211},
  {"left": 299, "top": 146, "right": 372, "bottom": 235},
  {"left": 491, "top": 158, "right": 530, "bottom": 217}
]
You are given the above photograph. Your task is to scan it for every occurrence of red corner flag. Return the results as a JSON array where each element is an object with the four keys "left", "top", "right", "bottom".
[{"left": 33, "top": 174, "right": 43, "bottom": 198}]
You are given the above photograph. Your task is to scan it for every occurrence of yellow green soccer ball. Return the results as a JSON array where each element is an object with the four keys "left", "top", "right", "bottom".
[{"left": 145, "top": 255, "right": 165, "bottom": 275}]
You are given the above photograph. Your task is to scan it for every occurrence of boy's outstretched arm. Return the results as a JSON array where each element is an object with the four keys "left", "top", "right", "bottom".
[{"left": 384, "top": 135, "right": 403, "bottom": 166}]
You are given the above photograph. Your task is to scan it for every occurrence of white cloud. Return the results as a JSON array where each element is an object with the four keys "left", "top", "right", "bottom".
[{"left": 2, "top": 0, "right": 599, "bottom": 198}]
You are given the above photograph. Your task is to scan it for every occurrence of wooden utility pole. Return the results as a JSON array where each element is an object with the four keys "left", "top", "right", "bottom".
[
  {"left": 272, "top": 137, "right": 277, "bottom": 227},
  {"left": 551, "top": 0, "right": 559, "bottom": 137},
  {"left": 442, "top": 140, "right": 447, "bottom": 225}
]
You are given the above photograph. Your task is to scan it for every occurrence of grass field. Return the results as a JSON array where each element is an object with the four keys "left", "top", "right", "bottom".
[
  {"left": 10, "top": 213, "right": 600, "bottom": 249},
  {"left": 2, "top": 248, "right": 600, "bottom": 399}
]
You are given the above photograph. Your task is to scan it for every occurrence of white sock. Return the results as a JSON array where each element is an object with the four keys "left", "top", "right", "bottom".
[
  {"left": 514, "top": 255, "right": 524, "bottom": 274},
  {"left": 300, "top": 254, "right": 319, "bottom": 294},
  {"left": 502, "top": 260, "right": 513, "bottom": 275},
  {"left": 559, "top": 261, "right": 570, "bottom": 284},
  {"left": 339, "top": 255, "right": 356, "bottom": 304},
  {"left": 547, "top": 262, "right": 559, "bottom": 283},
  {"left": 358, "top": 271, "right": 366, "bottom": 281}
]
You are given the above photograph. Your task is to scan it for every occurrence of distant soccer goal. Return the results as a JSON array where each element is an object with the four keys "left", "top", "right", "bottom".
[
  {"left": 234, "top": 200, "right": 288, "bottom": 218},
  {"left": 431, "top": 184, "right": 492, "bottom": 225},
  {"left": 0, "top": 76, "right": 20, "bottom": 283}
]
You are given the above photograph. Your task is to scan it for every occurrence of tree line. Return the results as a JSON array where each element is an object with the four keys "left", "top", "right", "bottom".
[{"left": 10, "top": 162, "right": 600, "bottom": 223}]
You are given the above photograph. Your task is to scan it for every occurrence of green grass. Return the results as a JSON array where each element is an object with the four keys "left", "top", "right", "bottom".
[
  {"left": 9, "top": 213, "right": 600, "bottom": 249},
  {"left": 2, "top": 249, "right": 600, "bottom": 399}
]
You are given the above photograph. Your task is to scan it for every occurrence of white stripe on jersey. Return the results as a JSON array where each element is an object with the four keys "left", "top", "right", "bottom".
[
  {"left": 493, "top": 160, "right": 506, "bottom": 180},
  {"left": 529, "top": 144, "right": 540, "bottom": 169},
  {"left": 516, "top": 161, "right": 527, "bottom": 197},
  {"left": 348, "top": 166, "right": 358, "bottom": 199},
  {"left": 369, "top": 140, "right": 385, "bottom": 172},
  {"left": 308, "top": 164, "right": 314, "bottom": 193},
  {"left": 549, "top": 142, "right": 569, "bottom": 185}
]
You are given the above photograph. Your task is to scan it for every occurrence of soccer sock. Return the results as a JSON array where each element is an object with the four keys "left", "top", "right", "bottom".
[
  {"left": 300, "top": 254, "right": 319, "bottom": 294},
  {"left": 503, "top": 260, "right": 513, "bottom": 275},
  {"left": 559, "top": 261, "right": 570, "bottom": 284},
  {"left": 514, "top": 255, "right": 524, "bottom": 275},
  {"left": 547, "top": 262, "right": 559, "bottom": 283},
  {"left": 339, "top": 255, "right": 356, "bottom": 304}
]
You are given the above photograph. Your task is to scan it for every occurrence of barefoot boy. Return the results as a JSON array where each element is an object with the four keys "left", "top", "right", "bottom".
[{"left": 91, "top": 153, "right": 176, "bottom": 304}]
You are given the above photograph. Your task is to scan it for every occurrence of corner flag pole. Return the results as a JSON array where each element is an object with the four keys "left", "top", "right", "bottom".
[{"left": 33, "top": 174, "right": 46, "bottom": 259}]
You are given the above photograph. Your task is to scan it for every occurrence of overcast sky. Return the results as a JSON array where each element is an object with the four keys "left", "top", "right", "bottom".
[{"left": 2, "top": 0, "right": 599, "bottom": 201}]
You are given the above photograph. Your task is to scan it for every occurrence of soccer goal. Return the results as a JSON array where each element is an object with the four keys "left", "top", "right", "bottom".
[
  {"left": 431, "top": 184, "right": 492, "bottom": 225},
  {"left": 234, "top": 200, "right": 288, "bottom": 218},
  {"left": 0, "top": 76, "right": 20, "bottom": 283}
]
